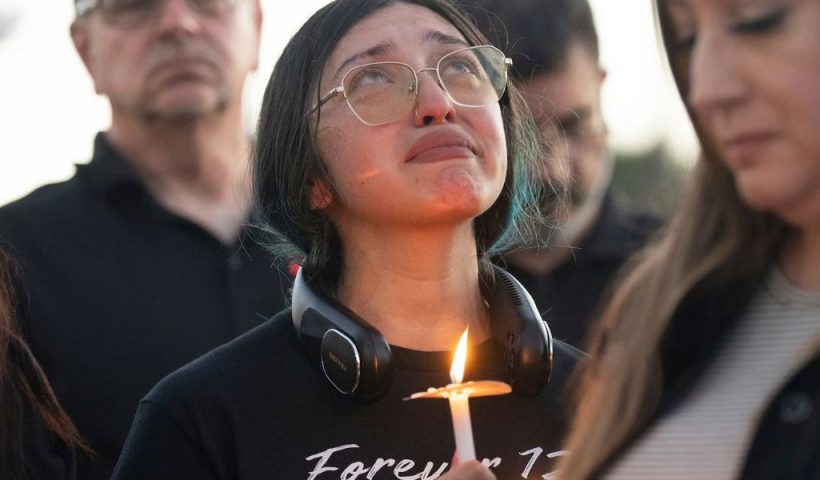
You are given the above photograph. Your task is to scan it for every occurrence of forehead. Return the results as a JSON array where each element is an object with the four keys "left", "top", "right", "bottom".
[{"left": 324, "top": 3, "right": 467, "bottom": 74}]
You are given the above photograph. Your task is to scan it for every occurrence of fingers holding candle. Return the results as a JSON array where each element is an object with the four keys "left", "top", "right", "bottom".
[{"left": 440, "top": 461, "right": 496, "bottom": 480}]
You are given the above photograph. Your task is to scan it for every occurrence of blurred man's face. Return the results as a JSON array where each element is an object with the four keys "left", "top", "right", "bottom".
[
  {"left": 72, "top": 0, "right": 262, "bottom": 122},
  {"left": 522, "top": 42, "right": 607, "bottom": 206}
]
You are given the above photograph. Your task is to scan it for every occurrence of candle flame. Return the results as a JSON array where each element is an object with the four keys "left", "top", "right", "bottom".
[{"left": 449, "top": 328, "right": 469, "bottom": 384}]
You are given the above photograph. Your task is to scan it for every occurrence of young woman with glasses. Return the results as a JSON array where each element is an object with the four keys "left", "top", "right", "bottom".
[
  {"left": 559, "top": 0, "right": 820, "bottom": 478},
  {"left": 112, "top": 1, "right": 579, "bottom": 479}
]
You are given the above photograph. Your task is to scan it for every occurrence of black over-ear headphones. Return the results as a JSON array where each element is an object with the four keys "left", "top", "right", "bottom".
[{"left": 291, "top": 265, "right": 553, "bottom": 402}]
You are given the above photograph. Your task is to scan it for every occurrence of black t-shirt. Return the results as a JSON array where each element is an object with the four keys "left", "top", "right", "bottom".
[
  {"left": 0, "top": 134, "right": 291, "bottom": 479},
  {"left": 113, "top": 309, "right": 582, "bottom": 480},
  {"left": 23, "top": 406, "right": 77, "bottom": 480}
]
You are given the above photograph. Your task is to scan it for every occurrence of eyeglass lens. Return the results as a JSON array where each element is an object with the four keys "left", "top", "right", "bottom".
[
  {"left": 341, "top": 46, "right": 508, "bottom": 125},
  {"left": 98, "top": 0, "right": 235, "bottom": 25}
]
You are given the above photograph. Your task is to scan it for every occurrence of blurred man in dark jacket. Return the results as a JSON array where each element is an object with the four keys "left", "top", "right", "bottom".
[{"left": 465, "top": 0, "right": 663, "bottom": 348}]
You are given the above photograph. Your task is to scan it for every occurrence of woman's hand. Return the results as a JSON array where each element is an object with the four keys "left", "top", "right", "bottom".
[{"left": 440, "top": 460, "right": 496, "bottom": 479}]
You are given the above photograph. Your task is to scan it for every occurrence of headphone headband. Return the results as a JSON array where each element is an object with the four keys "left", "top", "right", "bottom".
[{"left": 291, "top": 265, "right": 552, "bottom": 402}]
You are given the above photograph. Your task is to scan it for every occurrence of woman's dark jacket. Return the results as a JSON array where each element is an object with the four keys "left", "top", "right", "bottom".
[{"left": 596, "top": 272, "right": 820, "bottom": 480}]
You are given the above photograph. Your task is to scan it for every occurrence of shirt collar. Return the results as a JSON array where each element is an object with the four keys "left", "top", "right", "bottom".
[
  {"left": 578, "top": 191, "right": 658, "bottom": 259},
  {"left": 76, "top": 133, "right": 146, "bottom": 198}
]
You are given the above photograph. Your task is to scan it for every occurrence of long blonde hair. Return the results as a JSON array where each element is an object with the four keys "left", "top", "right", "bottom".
[{"left": 557, "top": 2, "right": 789, "bottom": 477}]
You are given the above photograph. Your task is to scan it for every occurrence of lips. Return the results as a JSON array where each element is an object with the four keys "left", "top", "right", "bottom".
[
  {"left": 720, "top": 131, "right": 778, "bottom": 166},
  {"left": 405, "top": 130, "right": 478, "bottom": 164},
  {"left": 147, "top": 43, "right": 221, "bottom": 82},
  {"left": 152, "top": 59, "right": 213, "bottom": 80}
]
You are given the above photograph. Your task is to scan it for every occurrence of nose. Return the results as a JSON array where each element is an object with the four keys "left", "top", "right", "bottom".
[
  {"left": 414, "top": 69, "right": 457, "bottom": 126},
  {"left": 156, "top": 0, "right": 203, "bottom": 36},
  {"left": 687, "top": 28, "right": 748, "bottom": 117}
]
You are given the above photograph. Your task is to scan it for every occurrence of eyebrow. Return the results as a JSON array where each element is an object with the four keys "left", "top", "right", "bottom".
[
  {"left": 333, "top": 41, "right": 397, "bottom": 81},
  {"left": 558, "top": 108, "right": 589, "bottom": 125},
  {"left": 423, "top": 30, "right": 469, "bottom": 48},
  {"left": 332, "top": 29, "right": 470, "bottom": 81}
]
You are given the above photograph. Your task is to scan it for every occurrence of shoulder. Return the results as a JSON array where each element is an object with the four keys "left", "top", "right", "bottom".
[
  {"left": 0, "top": 175, "right": 87, "bottom": 219},
  {"left": 23, "top": 403, "right": 78, "bottom": 480},
  {"left": 602, "top": 194, "right": 664, "bottom": 240},
  {"left": 145, "top": 309, "right": 301, "bottom": 409},
  {"left": 582, "top": 193, "right": 664, "bottom": 260},
  {"left": 551, "top": 339, "right": 585, "bottom": 383},
  {"left": 0, "top": 174, "right": 90, "bottom": 244}
]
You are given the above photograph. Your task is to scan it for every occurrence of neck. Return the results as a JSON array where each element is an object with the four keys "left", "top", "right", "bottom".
[
  {"left": 335, "top": 222, "right": 490, "bottom": 352},
  {"left": 780, "top": 227, "right": 820, "bottom": 291},
  {"left": 507, "top": 159, "right": 611, "bottom": 275},
  {"left": 507, "top": 197, "right": 602, "bottom": 275},
  {"left": 107, "top": 107, "right": 250, "bottom": 244}
]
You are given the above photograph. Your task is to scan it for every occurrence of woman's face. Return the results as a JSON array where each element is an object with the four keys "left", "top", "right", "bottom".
[
  {"left": 312, "top": 2, "right": 507, "bottom": 236},
  {"left": 667, "top": 0, "right": 820, "bottom": 225}
]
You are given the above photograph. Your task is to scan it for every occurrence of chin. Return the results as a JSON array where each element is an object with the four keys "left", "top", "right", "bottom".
[
  {"left": 142, "top": 89, "right": 229, "bottom": 120},
  {"left": 426, "top": 198, "right": 481, "bottom": 218},
  {"left": 735, "top": 178, "right": 794, "bottom": 220},
  {"left": 144, "top": 102, "right": 224, "bottom": 122}
]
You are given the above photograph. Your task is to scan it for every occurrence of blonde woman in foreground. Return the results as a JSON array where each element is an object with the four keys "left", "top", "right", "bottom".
[{"left": 559, "top": 0, "right": 820, "bottom": 478}]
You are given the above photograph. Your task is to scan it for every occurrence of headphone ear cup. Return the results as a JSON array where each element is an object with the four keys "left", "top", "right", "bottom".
[
  {"left": 320, "top": 329, "right": 362, "bottom": 395},
  {"left": 292, "top": 267, "right": 393, "bottom": 402},
  {"left": 490, "top": 266, "right": 553, "bottom": 398}
]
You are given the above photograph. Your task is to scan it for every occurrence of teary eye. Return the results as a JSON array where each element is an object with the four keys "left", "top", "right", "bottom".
[
  {"left": 731, "top": 7, "right": 789, "bottom": 34},
  {"left": 347, "top": 66, "right": 396, "bottom": 93}
]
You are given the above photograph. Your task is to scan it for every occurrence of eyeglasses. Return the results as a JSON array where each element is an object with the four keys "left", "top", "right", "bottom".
[
  {"left": 535, "top": 110, "right": 606, "bottom": 157},
  {"left": 75, "top": 0, "right": 238, "bottom": 27},
  {"left": 308, "top": 45, "right": 512, "bottom": 126}
]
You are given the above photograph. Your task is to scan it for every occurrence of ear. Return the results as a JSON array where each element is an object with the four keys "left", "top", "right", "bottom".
[
  {"left": 308, "top": 179, "right": 334, "bottom": 210},
  {"left": 70, "top": 20, "right": 102, "bottom": 94},
  {"left": 249, "top": 0, "right": 263, "bottom": 72},
  {"left": 597, "top": 66, "right": 607, "bottom": 85}
]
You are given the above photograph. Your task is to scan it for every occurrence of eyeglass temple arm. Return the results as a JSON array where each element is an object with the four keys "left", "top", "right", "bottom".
[
  {"left": 75, "top": 0, "right": 97, "bottom": 16},
  {"left": 307, "top": 86, "right": 344, "bottom": 115}
]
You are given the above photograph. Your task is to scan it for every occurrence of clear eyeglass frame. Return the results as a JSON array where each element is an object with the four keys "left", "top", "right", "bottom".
[
  {"left": 307, "top": 45, "right": 513, "bottom": 127},
  {"left": 75, "top": 0, "right": 238, "bottom": 26}
]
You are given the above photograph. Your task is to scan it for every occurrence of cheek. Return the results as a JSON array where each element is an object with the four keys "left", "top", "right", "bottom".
[
  {"left": 315, "top": 125, "right": 387, "bottom": 198},
  {"left": 479, "top": 108, "right": 508, "bottom": 181},
  {"left": 314, "top": 127, "right": 348, "bottom": 185},
  {"left": 221, "top": 29, "right": 256, "bottom": 74},
  {"left": 89, "top": 43, "right": 125, "bottom": 93},
  {"left": 792, "top": 86, "right": 820, "bottom": 164}
]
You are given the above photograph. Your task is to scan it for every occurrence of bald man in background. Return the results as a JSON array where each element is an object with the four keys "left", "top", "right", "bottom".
[{"left": 0, "top": 1, "right": 290, "bottom": 477}]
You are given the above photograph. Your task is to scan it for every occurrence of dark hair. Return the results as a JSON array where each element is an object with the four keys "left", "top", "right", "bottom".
[
  {"left": 0, "top": 250, "right": 89, "bottom": 479},
  {"left": 458, "top": 0, "right": 599, "bottom": 80},
  {"left": 252, "top": 0, "right": 558, "bottom": 292}
]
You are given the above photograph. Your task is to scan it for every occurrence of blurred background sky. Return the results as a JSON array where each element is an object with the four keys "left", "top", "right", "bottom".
[{"left": 0, "top": 0, "right": 698, "bottom": 206}]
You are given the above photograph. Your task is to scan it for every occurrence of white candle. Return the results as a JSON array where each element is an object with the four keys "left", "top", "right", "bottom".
[
  {"left": 448, "top": 329, "right": 475, "bottom": 462},
  {"left": 449, "top": 390, "right": 476, "bottom": 462},
  {"left": 405, "top": 328, "right": 511, "bottom": 465}
]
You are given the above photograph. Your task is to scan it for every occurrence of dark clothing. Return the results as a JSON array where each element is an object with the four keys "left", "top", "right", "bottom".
[
  {"left": 0, "top": 134, "right": 291, "bottom": 480},
  {"left": 598, "top": 271, "right": 820, "bottom": 479},
  {"left": 23, "top": 406, "right": 77, "bottom": 480},
  {"left": 501, "top": 194, "right": 661, "bottom": 348},
  {"left": 113, "top": 309, "right": 582, "bottom": 480},
  {"left": 740, "top": 352, "right": 820, "bottom": 480}
]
